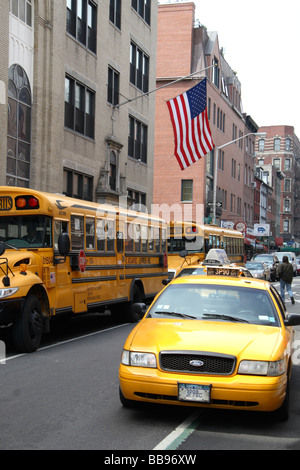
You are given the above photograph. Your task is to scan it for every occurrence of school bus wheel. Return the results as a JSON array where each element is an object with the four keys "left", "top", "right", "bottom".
[{"left": 13, "top": 295, "right": 43, "bottom": 353}]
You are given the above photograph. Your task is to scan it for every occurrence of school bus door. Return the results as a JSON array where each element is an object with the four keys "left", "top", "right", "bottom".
[{"left": 53, "top": 220, "right": 73, "bottom": 313}]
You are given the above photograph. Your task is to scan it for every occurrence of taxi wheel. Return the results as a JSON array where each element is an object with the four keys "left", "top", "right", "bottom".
[{"left": 13, "top": 295, "right": 43, "bottom": 353}]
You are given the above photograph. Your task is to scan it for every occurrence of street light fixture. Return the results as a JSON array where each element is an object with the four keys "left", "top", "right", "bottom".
[{"left": 212, "top": 132, "right": 267, "bottom": 225}]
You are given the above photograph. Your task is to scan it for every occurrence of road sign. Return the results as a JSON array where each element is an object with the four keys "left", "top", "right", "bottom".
[
  {"left": 254, "top": 224, "right": 270, "bottom": 236},
  {"left": 78, "top": 250, "right": 87, "bottom": 273}
]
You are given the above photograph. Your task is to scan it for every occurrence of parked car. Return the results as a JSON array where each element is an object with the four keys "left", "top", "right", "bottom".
[
  {"left": 252, "top": 253, "right": 279, "bottom": 281},
  {"left": 296, "top": 258, "right": 300, "bottom": 276},
  {"left": 245, "top": 261, "right": 271, "bottom": 280},
  {"left": 273, "top": 252, "right": 297, "bottom": 276}
]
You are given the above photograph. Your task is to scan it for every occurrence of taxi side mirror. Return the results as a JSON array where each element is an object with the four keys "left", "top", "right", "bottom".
[{"left": 284, "top": 313, "right": 300, "bottom": 326}]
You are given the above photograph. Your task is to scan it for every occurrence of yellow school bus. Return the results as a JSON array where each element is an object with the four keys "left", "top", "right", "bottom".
[
  {"left": 167, "top": 221, "right": 244, "bottom": 278},
  {"left": 0, "top": 187, "right": 168, "bottom": 352}
]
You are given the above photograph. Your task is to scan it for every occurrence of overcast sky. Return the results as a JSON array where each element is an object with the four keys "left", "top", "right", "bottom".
[{"left": 192, "top": 0, "right": 300, "bottom": 136}]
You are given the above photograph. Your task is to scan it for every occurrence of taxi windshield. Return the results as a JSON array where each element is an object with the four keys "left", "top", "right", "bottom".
[
  {"left": 148, "top": 284, "right": 280, "bottom": 327},
  {"left": 0, "top": 215, "right": 52, "bottom": 248}
]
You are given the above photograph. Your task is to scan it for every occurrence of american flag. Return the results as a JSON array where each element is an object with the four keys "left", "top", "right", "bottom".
[{"left": 167, "top": 78, "right": 214, "bottom": 170}]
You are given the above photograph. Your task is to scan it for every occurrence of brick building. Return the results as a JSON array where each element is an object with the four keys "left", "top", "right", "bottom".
[
  {"left": 153, "top": 1, "right": 258, "bottom": 229},
  {"left": 0, "top": 1, "right": 157, "bottom": 210},
  {"left": 255, "top": 125, "right": 300, "bottom": 243}
]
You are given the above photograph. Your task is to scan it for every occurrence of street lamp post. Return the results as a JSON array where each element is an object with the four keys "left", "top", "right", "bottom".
[{"left": 212, "top": 132, "right": 267, "bottom": 225}]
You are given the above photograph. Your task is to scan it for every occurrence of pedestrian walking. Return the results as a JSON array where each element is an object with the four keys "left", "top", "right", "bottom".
[{"left": 277, "top": 255, "right": 295, "bottom": 304}]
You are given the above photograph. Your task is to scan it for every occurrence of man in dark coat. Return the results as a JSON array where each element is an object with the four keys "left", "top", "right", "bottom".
[{"left": 277, "top": 255, "right": 295, "bottom": 304}]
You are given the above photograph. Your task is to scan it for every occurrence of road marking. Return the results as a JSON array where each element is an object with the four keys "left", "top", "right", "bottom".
[
  {"left": 4, "top": 323, "right": 129, "bottom": 362},
  {"left": 153, "top": 411, "right": 201, "bottom": 450}
]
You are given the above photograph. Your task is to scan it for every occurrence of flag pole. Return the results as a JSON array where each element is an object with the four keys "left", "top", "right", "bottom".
[{"left": 113, "top": 64, "right": 215, "bottom": 109}]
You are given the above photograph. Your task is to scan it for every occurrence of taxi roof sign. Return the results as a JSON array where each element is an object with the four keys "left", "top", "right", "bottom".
[{"left": 202, "top": 249, "right": 230, "bottom": 266}]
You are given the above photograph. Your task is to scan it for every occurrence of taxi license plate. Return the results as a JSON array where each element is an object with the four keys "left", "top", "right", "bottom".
[{"left": 178, "top": 383, "right": 211, "bottom": 403}]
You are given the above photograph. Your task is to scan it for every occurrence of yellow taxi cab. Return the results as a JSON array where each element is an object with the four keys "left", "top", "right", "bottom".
[
  {"left": 119, "top": 266, "right": 300, "bottom": 420},
  {"left": 163, "top": 248, "right": 252, "bottom": 284}
]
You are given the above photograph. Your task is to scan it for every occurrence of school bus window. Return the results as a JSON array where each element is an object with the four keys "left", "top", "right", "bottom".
[
  {"left": 134, "top": 224, "right": 141, "bottom": 252},
  {"left": 162, "top": 228, "right": 167, "bottom": 253},
  {"left": 96, "top": 219, "right": 105, "bottom": 251},
  {"left": 106, "top": 219, "right": 115, "bottom": 252},
  {"left": 0, "top": 215, "right": 52, "bottom": 248},
  {"left": 149, "top": 226, "right": 154, "bottom": 252},
  {"left": 154, "top": 227, "right": 160, "bottom": 253},
  {"left": 85, "top": 217, "right": 95, "bottom": 250},
  {"left": 71, "top": 215, "right": 84, "bottom": 250},
  {"left": 125, "top": 222, "right": 134, "bottom": 253},
  {"left": 141, "top": 225, "right": 148, "bottom": 253},
  {"left": 117, "top": 231, "right": 124, "bottom": 253},
  {"left": 54, "top": 220, "right": 69, "bottom": 251}
]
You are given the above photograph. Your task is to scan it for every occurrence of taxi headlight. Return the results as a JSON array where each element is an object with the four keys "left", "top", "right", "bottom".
[
  {"left": 121, "top": 350, "right": 157, "bottom": 368},
  {"left": 238, "top": 360, "right": 285, "bottom": 376},
  {"left": 0, "top": 287, "right": 19, "bottom": 299}
]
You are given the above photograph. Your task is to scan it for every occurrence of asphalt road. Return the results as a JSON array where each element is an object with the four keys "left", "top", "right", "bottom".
[{"left": 1, "top": 278, "right": 300, "bottom": 451}]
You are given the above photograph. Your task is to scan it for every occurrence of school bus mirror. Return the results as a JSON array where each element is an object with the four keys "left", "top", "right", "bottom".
[
  {"left": 132, "top": 303, "right": 147, "bottom": 317},
  {"left": 0, "top": 242, "right": 5, "bottom": 257},
  {"left": 180, "top": 250, "right": 188, "bottom": 258},
  {"left": 162, "top": 279, "right": 170, "bottom": 285},
  {"left": 58, "top": 232, "right": 71, "bottom": 257}
]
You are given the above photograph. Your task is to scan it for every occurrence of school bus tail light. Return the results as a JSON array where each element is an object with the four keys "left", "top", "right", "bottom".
[{"left": 15, "top": 196, "right": 39, "bottom": 210}]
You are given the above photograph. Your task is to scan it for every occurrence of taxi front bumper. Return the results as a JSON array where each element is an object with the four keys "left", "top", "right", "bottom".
[{"left": 119, "top": 365, "right": 287, "bottom": 412}]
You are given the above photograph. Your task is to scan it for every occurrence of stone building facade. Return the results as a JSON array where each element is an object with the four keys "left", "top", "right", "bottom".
[{"left": 0, "top": 0, "right": 157, "bottom": 211}]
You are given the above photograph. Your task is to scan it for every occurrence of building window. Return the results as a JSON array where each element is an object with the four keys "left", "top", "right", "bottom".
[
  {"left": 11, "top": 0, "right": 32, "bottom": 27},
  {"left": 109, "top": 151, "right": 117, "bottom": 191},
  {"left": 132, "top": 0, "right": 151, "bottom": 25},
  {"left": 66, "top": 0, "right": 97, "bottom": 53},
  {"left": 7, "top": 64, "right": 31, "bottom": 187},
  {"left": 238, "top": 131, "right": 243, "bottom": 149},
  {"left": 109, "top": 0, "right": 121, "bottom": 29},
  {"left": 283, "top": 219, "right": 290, "bottom": 233},
  {"left": 284, "top": 158, "right": 291, "bottom": 171},
  {"left": 212, "top": 58, "right": 220, "bottom": 88},
  {"left": 284, "top": 199, "right": 291, "bottom": 213},
  {"left": 274, "top": 138, "right": 280, "bottom": 151},
  {"left": 230, "top": 194, "right": 235, "bottom": 213},
  {"left": 231, "top": 159, "right": 236, "bottom": 178},
  {"left": 284, "top": 179, "right": 291, "bottom": 192},
  {"left": 65, "top": 75, "right": 95, "bottom": 139},
  {"left": 128, "top": 189, "right": 146, "bottom": 212},
  {"left": 128, "top": 116, "right": 148, "bottom": 163},
  {"left": 273, "top": 158, "right": 280, "bottom": 169},
  {"left": 130, "top": 42, "right": 149, "bottom": 93},
  {"left": 181, "top": 180, "right": 193, "bottom": 202},
  {"left": 286, "top": 138, "right": 291, "bottom": 151},
  {"left": 107, "top": 66, "right": 119, "bottom": 106},
  {"left": 63, "top": 168, "right": 93, "bottom": 201}
]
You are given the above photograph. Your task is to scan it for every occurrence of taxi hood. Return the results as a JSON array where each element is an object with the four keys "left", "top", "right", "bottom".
[{"left": 128, "top": 318, "right": 282, "bottom": 362}]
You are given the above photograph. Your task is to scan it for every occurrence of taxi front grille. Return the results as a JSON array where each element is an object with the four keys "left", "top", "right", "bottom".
[{"left": 160, "top": 351, "right": 236, "bottom": 375}]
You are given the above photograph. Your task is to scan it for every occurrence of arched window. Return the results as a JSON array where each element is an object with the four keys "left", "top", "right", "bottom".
[{"left": 7, "top": 64, "right": 31, "bottom": 187}]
